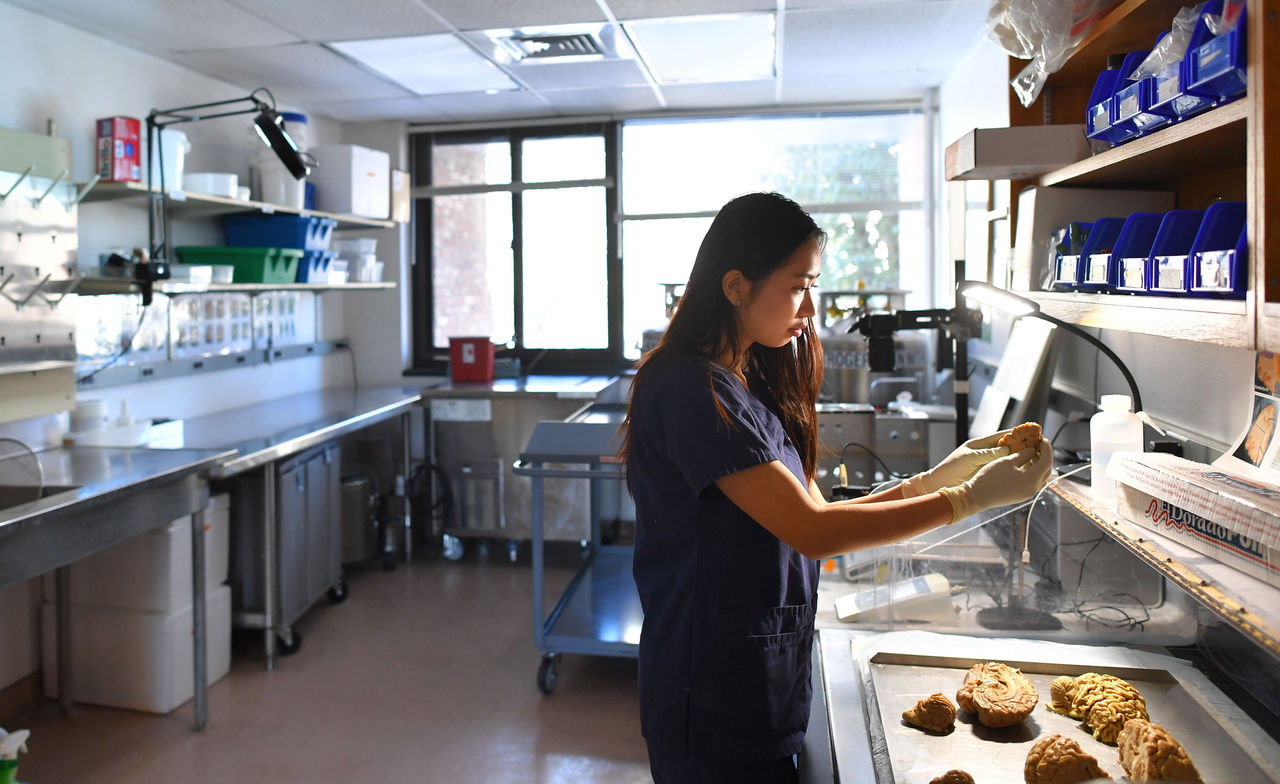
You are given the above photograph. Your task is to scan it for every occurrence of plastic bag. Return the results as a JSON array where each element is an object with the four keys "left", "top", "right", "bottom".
[
  {"left": 1205, "top": 0, "right": 1245, "bottom": 35},
  {"left": 987, "top": 0, "right": 1124, "bottom": 107},
  {"left": 1130, "top": 4, "right": 1205, "bottom": 80}
]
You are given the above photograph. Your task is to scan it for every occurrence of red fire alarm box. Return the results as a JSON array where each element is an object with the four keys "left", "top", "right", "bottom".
[{"left": 449, "top": 337, "right": 495, "bottom": 383}]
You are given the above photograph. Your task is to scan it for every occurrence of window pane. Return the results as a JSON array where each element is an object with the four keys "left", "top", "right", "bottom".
[
  {"left": 621, "top": 113, "right": 924, "bottom": 214},
  {"left": 431, "top": 138, "right": 510, "bottom": 186},
  {"left": 432, "top": 193, "right": 514, "bottom": 348},
  {"left": 522, "top": 187, "right": 607, "bottom": 349},
  {"left": 621, "top": 217, "right": 713, "bottom": 360},
  {"left": 522, "top": 135, "right": 605, "bottom": 182}
]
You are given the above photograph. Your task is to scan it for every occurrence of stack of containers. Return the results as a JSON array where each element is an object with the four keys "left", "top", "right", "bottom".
[
  {"left": 40, "top": 495, "right": 232, "bottom": 713},
  {"left": 219, "top": 214, "right": 337, "bottom": 283}
]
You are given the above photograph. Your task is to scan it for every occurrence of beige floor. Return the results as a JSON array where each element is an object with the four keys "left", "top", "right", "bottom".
[{"left": 12, "top": 545, "right": 652, "bottom": 783}]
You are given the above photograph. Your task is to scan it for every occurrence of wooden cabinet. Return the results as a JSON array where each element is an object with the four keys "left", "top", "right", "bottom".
[{"left": 1003, "top": 0, "right": 1275, "bottom": 348}]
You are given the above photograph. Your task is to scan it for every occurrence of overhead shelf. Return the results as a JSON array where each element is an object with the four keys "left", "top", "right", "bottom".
[
  {"left": 1039, "top": 101, "right": 1248, "bottom": 188},
  {"left": 1048, "top": 0, "right": 1200, "bottom": 88},
  {"left": 74, "top": 278, "right": 395, "bottom": 296},
  {"left": 1053, "top": 480, "right": 1280, "bottom": 657},
  {"left": 79, "top": 181, "right": 396, "bottom": 230},
  {"left": 1027, "top": 290, "right": 1251, "bottom": 347}
]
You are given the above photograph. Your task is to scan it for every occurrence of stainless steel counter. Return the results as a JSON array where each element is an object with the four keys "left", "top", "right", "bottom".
[{"left": 420, "top": 375, "right": 616, "bottom": 400}]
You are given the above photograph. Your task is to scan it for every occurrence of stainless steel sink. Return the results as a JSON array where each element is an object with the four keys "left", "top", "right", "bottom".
[{"left": 0, "top": 484, "right": 79, "bottom": 513}]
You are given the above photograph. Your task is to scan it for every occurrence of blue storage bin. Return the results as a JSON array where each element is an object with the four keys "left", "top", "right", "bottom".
[
  {"left": 1086, "top": 68, "right": 1126, "bottom": 144},
  {"left": 1073, "top": 217, "right": 1126, "bottom": 293},
  {"left": 1187, "top": 3, "right": 1247, "bottom": 102},
  {"left": 1189, "top": 201, "right": 1247, "bottom": 298},
  {"left": 1051, "top": 222, "right": 1094, "bottom": 291},
  {"left": 1102, "top": 213, "right": 1164, "bottom": 293},
  {"left": 1147, "top": 209, "right": 1209, "bottom": 295},
  {"left": 221, "top": 214, "right": 337, "bottom": 251},
  {"left": 296, "top": 250, "right": 336, "bottom": 284},
  {"left": 1106, "top": 51, "right": 1153, "bottom": 143}
]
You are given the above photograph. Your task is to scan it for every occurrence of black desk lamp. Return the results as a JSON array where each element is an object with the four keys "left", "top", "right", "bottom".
[
  {"left": 143, "top": 87, "right": 309, "bottom": 304},
  {"left": 956, "top": 280, "right": 1143, "bottom": 413}
]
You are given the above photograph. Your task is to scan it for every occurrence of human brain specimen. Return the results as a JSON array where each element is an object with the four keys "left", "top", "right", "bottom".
[
  {"left": 1048, "top": 672, "right": 1148, "bottom": 744},
  {"left": 903, "top": 692, "right": 957, "bottom": 733},
  {"left": 1117, "top": 719, "right": 1203, "bottom": 782},
  {"left": 930, "top": 771, "right": 976, "bottom": 784},
  {"left": 955, "top": 661, "right": 1039, "bottom": 727},
  {"left": 1024, "top": 734, "right": 1111, "bottom": 784}
]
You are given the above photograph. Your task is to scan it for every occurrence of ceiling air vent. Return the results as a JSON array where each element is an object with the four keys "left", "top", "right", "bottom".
[{"left": 501, "top": 33, "right": 604, "bottom": 60}]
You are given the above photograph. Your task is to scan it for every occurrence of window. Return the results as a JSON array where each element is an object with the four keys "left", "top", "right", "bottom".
[{"left": 409, "top": 110, "right": 928, "bottom": 372}]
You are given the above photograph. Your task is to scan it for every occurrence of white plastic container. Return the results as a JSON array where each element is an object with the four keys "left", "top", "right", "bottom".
[
  {"left": 1091, "top": 394, "right": 1144, "bottom": 507},
  {"left": 41, "top": 584, "right": 231, "bottom": 714},
  {"left": 182, "top": 172, "right": 238, "bottom": 198},
  {"left": 147, "top": 128, "right": 189, "bottom": 191},
  {"left": 251, "top": 147, "right": 305, "bottom": 210},
  {"left": 309, "top": 144, "right": 390, "bottom": 218}
]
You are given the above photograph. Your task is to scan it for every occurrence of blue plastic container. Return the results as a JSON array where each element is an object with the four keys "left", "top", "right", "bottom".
[
  {"left": 296, "top": 250, "right": 336, "bottom": 284},
  {"left": 222, "top": 214, "right": 336, "bottom": 251},
  {"left": 1106, "top": 51, "right": 1153, "bottom": 143},
  {"left": 1147, "top": 209, "right": 1209, "bottom": 296},
  {"left": 1071, "top": 217, "right": 1126, "bottom": 292},
  {"left": 1051, "top": 222, "right": 1094, "bottom": 291},
  {"left": 1189, "top": 201, "right": 1247, "bottom": 298},
  {"left": 1098, "top": 213, "right": 1163, "bottom": 293},
  {"left": 1187, "top": 3, "right": 1247, "bottom": 102}
]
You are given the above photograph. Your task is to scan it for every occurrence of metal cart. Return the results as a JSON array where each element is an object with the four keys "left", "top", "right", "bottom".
[{"left": 513, "top": 419, "right": 638, "bottom": 694}]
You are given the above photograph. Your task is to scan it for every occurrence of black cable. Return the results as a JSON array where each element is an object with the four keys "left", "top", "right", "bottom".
[
  {"left": 338, "top": 341, "right": 359, "bottom": 391},
  {"left": 78, "top": 304, "right": 149, "bottom": 384},
  {"left": 1050, "top": 417, "right": 1088, "bottom": 445},
  {"left": 839, "top": 441, "right": 910, "bottom": 480}
]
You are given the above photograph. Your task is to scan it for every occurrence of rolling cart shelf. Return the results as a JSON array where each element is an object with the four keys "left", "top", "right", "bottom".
[{"left": 514, "top": 420, "right": 637, "bottom": 694}]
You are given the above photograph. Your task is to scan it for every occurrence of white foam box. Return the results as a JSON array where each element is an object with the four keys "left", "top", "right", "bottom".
[
  {"left": 41, "top": 584, "right": 232, "bottom": 714},
  {"left": 945, "top": 125, "right": 1091, "bottom": 181},
  {"left": 1111, "top": 453, "right": 1280, "bottom": 588},
  {"left": 309, "top": 144, "right": 390, "bottom": 219},
  {"left": 41, "top": 493, "right": 229, "bottom": 612}
]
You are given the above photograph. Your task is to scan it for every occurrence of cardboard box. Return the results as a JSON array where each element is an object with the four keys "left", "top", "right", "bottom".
[
  {"left": 309, "top": 144, "right": 390, "bottom": 219},
  {"left": 945, "top": 125, "right": 1091, "bottom": 181},
  {"left": 95, "top": 116, "right": 141, "bottom": 182},
  {"left": 41, "top": 494, "right": 229, "bottom": 612},
  {"left": 41, "top": 584, "right": 232, "bottom": 714},
  {"left": 390, "top": 168, "right": 410, "bottom": 223},
  {"left": 1110, "top": 453, "right": 1280, "bottom": 588}
]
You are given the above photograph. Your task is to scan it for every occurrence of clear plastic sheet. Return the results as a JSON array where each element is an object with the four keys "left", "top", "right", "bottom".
[
  {"left": 1205, "top": 0, "right": 1246, "bottom": 35},
  {"left": 986, "top": 0, "right": 1124, "bottom": 107},
  {"left": 1130, "top": 3, "right": 1205, "bottom": 80}
]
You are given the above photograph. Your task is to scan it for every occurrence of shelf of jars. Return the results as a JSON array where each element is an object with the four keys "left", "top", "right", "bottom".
[{"left": 79, "top": 180, "right": 396, "bottom": 230}]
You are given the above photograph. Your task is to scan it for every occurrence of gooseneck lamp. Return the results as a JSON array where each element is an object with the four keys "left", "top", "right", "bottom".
[
  {"left": 143, "top": 87, "right": 309, "bottom": 304},
  {"left": 956, "top": 280, "right": 1143, "bottom": 413}
]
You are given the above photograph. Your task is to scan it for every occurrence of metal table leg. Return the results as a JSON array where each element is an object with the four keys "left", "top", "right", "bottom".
[
  {"left": 191, "top": 500, "right": 208, "bottom": 730},
  {"left": 55, "top": 565, "right": 72, "bottom": 714},
  {"left": 262, "top": 463, "right": 277, "bottom": 670},
  {"left": 401, "top": 410, "right": 413, "bottom": 563}
]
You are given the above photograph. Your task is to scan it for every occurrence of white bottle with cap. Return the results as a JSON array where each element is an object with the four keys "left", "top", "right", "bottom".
[{"left": 1090, "top": 394, "right": 1144, "bottom": 507}]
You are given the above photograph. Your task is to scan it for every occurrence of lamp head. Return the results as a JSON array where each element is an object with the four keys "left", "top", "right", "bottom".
[
  {"left": 957, "top": 280, "right": 1039, "bottom": 317},
  {"left": 253, "top": 106, "right": 310, "bottom": 180}
]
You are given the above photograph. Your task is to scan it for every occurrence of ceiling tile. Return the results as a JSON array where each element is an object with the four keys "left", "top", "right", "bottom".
[
  {"left": 226, "top": 0, "right": 450, "bottom": 41},
  {"left": 538, "top": 86, "right": 663, "bottom": 115},
  {"left": 604, "top": 0, "right": 774, "bottom": 21},
  {"left": 781, "top": 7, "right": 947, "bottom": 81},
  {"left": 780, "top": 69, "right": 926, "bottom": 103},
  {"left": 659, "top": 79, "right": 777, "bottom": 110},
  {"left": 424, "top": 90, "right": 554, "bottom": 122},
  {"left": 176, "top": 44, "right": 414, "bottom": 103},
  {"left": 422, "top": 0, "right": 604, "bottom": 31},
  {"left": 494, "top": 58, "right": 654, "bottom": 91},
  {"left": 308, "top": 96, "right": 454, "bottom": 123}
]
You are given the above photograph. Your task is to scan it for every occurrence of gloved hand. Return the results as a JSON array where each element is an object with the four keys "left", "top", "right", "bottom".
[
  {"left": 938, "top": 438, "right": 1053, "bottom": 522},
  {"left": 899, "top": 429, "right": 1014, "bottom": 498}
]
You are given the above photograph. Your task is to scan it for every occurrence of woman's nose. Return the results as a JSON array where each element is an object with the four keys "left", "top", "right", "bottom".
[{"left": 798, "top": 289, "right": 816, "bottom": 318}]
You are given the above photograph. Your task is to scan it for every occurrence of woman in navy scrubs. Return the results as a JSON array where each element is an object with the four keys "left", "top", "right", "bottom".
[{"left": 621, "top": 192, "right": 1052, "bottom": 783}]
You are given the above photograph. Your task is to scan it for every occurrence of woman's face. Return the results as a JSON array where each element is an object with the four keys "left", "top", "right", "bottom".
[{"left": 736, "top": 237, "right": 821, "bottom": 349}]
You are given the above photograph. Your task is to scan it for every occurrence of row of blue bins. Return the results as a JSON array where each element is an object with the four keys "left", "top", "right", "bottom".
[
  {"left": 1051, "top": 201, "right": 1246, "bottom": 298},
  {"left": 1087, "top": 0, "right": 1247, "bottom": 146},
  {"left": 220, "top": 214, "right": 337, "bottom": 284}
]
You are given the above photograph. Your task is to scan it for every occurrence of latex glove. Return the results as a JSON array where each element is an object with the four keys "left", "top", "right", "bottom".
[
  {"left": 938, "top": 438, "right": 1053, "bottom": 522},
  {"left": 899, "top": 429, "right": 1013, "bottom": 498}
]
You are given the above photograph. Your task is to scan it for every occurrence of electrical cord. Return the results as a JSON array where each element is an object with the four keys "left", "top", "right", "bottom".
[
  {"left": 337, "top": 341, "right": 359, "bottom": 391},
  {"left": 78, "top": 304, "right": 150, "bottom": 384},
  {"left": 839, "top": 441, "right": 909, "bottom": 484},
  {"left": 0, "top": 437, "right": 45, "bottom": 503}
]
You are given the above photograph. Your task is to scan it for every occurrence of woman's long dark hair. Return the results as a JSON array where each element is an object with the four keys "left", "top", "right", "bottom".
[{"left": 621, "top": 192, "right": 826, "bottom": 482}]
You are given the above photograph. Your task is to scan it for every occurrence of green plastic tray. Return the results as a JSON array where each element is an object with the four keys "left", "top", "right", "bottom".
[{"left": 174, "top": 246, "right": 303, "bottom": 284}]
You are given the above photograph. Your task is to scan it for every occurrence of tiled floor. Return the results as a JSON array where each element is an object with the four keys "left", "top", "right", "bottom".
[{"left": 11, "top": 545, "right": 652, "bottom": 783}]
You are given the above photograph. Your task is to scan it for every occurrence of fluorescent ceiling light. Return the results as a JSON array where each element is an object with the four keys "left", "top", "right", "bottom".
[
  {"left": 623, "top": 13, "right": 775, "bottom": 84},
  {"left": 332, "top": 34, "right": 517, "bottom": 95}
]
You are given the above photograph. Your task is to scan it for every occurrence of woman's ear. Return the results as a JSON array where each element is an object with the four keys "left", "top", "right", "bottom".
[{"left": 721, "top": 270, "right": 745, "bottom": 308}]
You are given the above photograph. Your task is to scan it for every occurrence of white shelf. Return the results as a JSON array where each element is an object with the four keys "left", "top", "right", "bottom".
[
  {"left": 1027, "top": 290, "right": 1251, "bottom": 347},
  {"left": 75, "top": 278, "right": 395, "bottom": 296}
]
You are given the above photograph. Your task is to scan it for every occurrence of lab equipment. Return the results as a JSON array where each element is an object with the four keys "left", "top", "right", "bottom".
[{"left": 1091, "top": 394, "right": 1143, "bottom": 507}]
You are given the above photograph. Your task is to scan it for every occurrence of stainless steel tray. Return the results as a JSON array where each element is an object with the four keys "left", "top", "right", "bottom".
[{"left": 860, "top": 650, "right": 1277, "bottom": 784}]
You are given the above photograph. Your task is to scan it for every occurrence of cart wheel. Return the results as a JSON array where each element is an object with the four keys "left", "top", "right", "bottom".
[
  {"left": 537, "top": 654, "right": 560, "bottom": 695},
  {"left": 506, "top": 539, "right": 519, "bottom": 563},
  {"left": 278, "top": 629, "right": 302, "bottom": 656},
  {"left": 442, "top": 533, "right": 464, "bottom": 562},
  {"left": 327, "top": 579, "right": 349, "bottom": 604}
]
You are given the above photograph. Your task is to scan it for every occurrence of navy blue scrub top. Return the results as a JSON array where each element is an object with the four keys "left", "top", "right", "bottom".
[{"left": 628, "top": 356, "right": 819, "bottom": 764}]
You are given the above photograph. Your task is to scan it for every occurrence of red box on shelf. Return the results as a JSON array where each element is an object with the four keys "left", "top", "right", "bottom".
[
  {"left": 449, "top": 337, "right": 495, "bottom": 383},
  {"left": 96, "top": 116, "right": 141, "bottom": 182}
]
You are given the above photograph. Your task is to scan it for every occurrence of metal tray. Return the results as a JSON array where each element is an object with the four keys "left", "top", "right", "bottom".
[{"left": 861, "top": 651, "right": 1277, "bottom": 784}]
